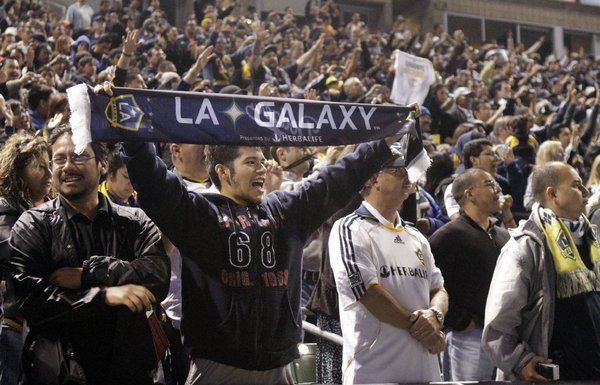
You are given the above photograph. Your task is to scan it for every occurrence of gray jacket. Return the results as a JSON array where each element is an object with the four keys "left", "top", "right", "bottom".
[{"left": 482, "top": 216, "right": 556, "bottom": 379}]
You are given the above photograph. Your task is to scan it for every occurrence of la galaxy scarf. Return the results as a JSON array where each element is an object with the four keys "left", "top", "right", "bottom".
[
  {"left": 532, "top": 203, "right": 600, "bottom": 298},
  {"left": 66, "top": 83, "right": 432, "bottom": 183}
]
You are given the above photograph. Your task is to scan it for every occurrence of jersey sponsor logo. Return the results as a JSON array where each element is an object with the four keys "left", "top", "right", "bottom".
[
  {"left": 379, "top": 265, "right": 429, "bottom": 279},
  {"left": 393, "top": 235, "right": 404, "bottom": 244}
]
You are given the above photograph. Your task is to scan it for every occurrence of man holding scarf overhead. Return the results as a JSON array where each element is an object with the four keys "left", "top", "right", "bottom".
[
  {"left": 483, "top": 162, "right": 600, "bottom": 381},
  {"left": 70, "top": 80, "right": 428, "bottom": 384}
]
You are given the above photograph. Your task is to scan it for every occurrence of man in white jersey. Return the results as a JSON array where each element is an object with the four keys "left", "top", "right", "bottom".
[{"left": 329, "top": 147, "right": 447, "bottom": 384}]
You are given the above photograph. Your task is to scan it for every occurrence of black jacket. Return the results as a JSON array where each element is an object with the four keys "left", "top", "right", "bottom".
[
  {"left": 0, "top": 197, "right": 25, "bottom": 322},
  {"left": 123, "top": 140, "right": 393, "bottom": 370},
  {"left": 9, "top": 194, "right": 170, "bottom": 385}
]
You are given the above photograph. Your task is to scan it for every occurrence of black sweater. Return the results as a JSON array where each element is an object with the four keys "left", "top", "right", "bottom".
[
  {"left": 429, "top": 213, "right": 510, "bottom": 330},
  {"left": 123, "top": 139, "right": 393, "bottom": 370}
]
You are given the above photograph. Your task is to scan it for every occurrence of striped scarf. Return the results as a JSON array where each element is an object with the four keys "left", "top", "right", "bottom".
[{"left": 532, "top": 203, "right": 600, "bottom": 298}]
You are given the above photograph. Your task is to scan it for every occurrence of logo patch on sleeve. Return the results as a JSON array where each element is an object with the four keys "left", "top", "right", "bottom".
[{"left": 348, "top": 271, "right": 363, "bottom": 288}]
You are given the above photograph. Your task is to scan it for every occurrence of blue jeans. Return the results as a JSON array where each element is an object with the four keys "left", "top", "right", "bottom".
[
  {"left": 443, "top": 327, "right": 494, "bottom": 381},
  {"left": 0, "top": 327, "right": 22, "bottom": 385}
]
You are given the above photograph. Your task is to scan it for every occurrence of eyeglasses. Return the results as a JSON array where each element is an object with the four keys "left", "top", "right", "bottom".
[
  {"left": 472, "top": 179, "right": 500, "bottom": 191},
  {"left": 51, "top": 153, "right": 95, "bottom": 168},
  {"left": 481, "top": 151, "right": 499, "bottom": 158}
]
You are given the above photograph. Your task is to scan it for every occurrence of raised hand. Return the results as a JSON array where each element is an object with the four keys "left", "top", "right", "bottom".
[
  {"left": 304, "top": 88, "right": 319, "bottom": 101},
  {"left": 264, "top": 159, "right": 283, "bottom": 193},
  {"left": 93, "top": 81, "right": 114, "bottom": 96},
  {"left": 121, "top": 29, "right": 141, "bottom": 56}
]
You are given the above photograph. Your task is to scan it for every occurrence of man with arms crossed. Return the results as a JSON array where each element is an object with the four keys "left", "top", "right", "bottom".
[{"left": 10, "top": 124, "right": 170, "bottom": 384}]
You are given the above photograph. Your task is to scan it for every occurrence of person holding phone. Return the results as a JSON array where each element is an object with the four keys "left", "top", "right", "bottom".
[{"left": 483, "top": 162, "right": 600, "bottom": 381}]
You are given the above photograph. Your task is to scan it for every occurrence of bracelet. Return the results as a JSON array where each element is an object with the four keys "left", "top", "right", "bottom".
[{"left": 121, "top": 52, "right": 132, "bottom": 57}]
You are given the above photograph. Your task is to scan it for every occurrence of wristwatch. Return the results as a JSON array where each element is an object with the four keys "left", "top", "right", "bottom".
[{"left": 430, "top": 306, "right": 444, "bottom": 327}]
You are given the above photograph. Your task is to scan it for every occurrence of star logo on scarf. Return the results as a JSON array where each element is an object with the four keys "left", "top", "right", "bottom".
[
  {"left": 104, "top": 94, "right": 144, "bottom": 132},
  {"left": 224, "top": 102, "right": 244, "bottom": 125}
]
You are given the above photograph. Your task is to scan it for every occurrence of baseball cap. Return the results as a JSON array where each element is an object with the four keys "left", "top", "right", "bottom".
[
  {"left": 158, "top": 72, "right": 180, "bottom": 89},
  {"left": 419, "top": 105, "right": 431, "bottom": 117},
  {"left": 3, "top": 27, "right": 16, "bottom": 36},
  {"left": 262, "top": 44, "right": 277, "bottom": 56},
  {"left": 452, "top": 86, "right": 474, "bottom": 98},
  {"left": 383, "top": 140, "right": 408, "bottom": 168},
  {"left": 219, "top": 84, "right": 247, "bottom": 95}
]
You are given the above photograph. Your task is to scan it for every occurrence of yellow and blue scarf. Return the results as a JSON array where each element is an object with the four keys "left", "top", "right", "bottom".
[{"left": 532, "top": 203, "right": 600, "bottom": 298}]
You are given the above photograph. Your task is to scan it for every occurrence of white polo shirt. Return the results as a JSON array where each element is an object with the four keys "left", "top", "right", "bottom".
[{"left": 329, "top": 202, "right": 444, "bottom": 384}]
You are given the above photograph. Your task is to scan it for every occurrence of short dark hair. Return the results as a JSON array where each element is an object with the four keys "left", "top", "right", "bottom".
[
  {"left": 107, "top": 148, "right": 125, "bottom": 177},
  {"left": 462, "top": 138, "right": 492, "bottom": 169},
  {"left": 48, "top": 93, "right": 68, "bottom": 118},
  {"left": 124, "top": 68, "right": 143, "bottom": 86},
  {"left": 548, "top": 123, "right": 570, "bottom": 139},
  {"left": 452, "top": 168, "right": 483, "bottom": 205},
  {"left": 76, "top": 54, "right": 94, "bottom": 69},
  {"left": 509, "top": 115, "right": 530, "bottom": 136},
  {"left": 205, "top": 145, "right": 242, "bottom": 190},
  {"left": 531, "top": 161, "right": 564, "bottom": 204},
  {"left": 27, "top": 85, "right": 53, "bottom": 111},
  {"left": 49, "top": 123, "right": 108, "bottom": 163}
]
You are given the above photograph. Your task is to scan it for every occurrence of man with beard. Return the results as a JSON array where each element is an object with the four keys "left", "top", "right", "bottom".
[{"left": 9, "top": 124, "right": 170, "bottom": 384}]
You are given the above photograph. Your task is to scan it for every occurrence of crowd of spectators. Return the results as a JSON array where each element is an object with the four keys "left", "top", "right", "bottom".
[{"left": 1, "top": 0, "right": 600, "bottom": 383}]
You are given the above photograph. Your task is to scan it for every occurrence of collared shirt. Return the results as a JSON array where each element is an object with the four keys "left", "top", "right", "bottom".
[{"left": 60, "top": 194, "right": 113, "bottom": 264}]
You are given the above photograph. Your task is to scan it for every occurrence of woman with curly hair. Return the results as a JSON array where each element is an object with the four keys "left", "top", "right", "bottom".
[{"left": 0, "top": 133, "right": 52, "bottom": 385}]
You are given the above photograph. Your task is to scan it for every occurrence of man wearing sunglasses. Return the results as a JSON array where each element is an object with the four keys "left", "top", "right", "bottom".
[
  {"left": 329, "top": 148, "right": 447, "bottom": 384},
  {"left": 429, "top": 168, "right": 510, "bottom": 381},
  {"left": 444, "top": 138, "right": 521, "bottom": 228}
]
